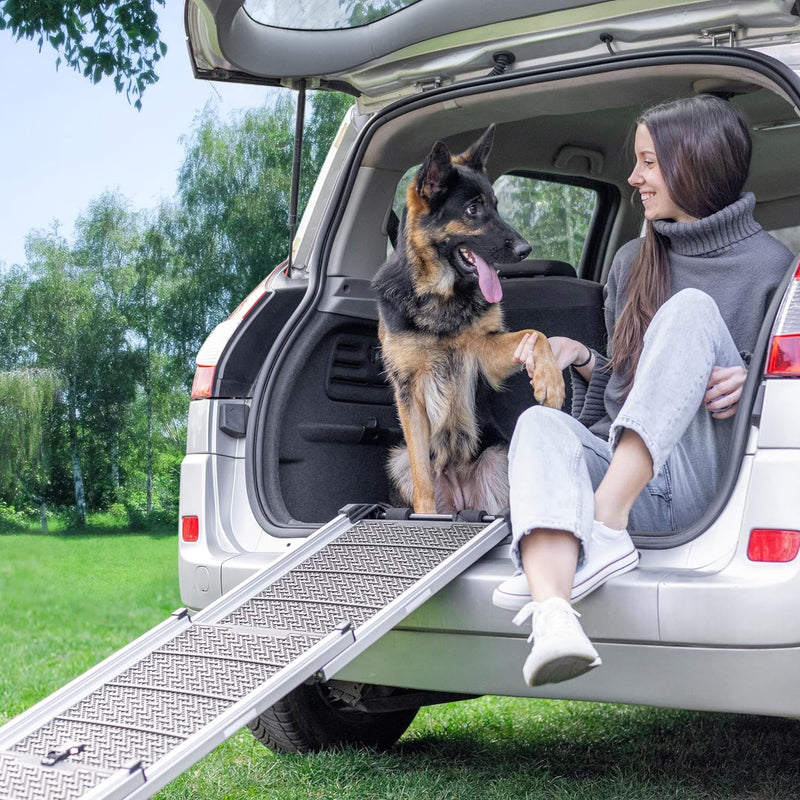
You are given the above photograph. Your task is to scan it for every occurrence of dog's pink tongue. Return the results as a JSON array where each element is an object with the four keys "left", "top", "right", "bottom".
[{"left": 473, "top": 252, "right": 503, "bottom": 303}]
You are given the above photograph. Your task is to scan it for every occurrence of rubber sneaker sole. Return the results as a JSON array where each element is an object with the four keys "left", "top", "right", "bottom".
[
  {"left": 492, "top": 545, "right": 640, "bottom": 611},
  {"left": 525, "top": 653, "right": 602, "bottom": 687}
]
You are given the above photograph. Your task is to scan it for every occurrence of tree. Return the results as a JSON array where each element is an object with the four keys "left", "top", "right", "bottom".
[
  {"left": 0, "top": 264, "right": 31, "bottom": 369},
  {"left": 21, "top": 229, "right": 93, "bottom": 523},
  {"left": 0, "top": 369, "right": 60, "bottom": 505},
  {"left": 71, "top": 193, "right": 142, "bottom": 503},
  {"left": 165, "top": 91, "right": 354, "bottom": 373},
  {"left": 0, "top": 88, "right": 354, "bottom": 525},
  {"left": 128, "top": 207, "right": 178, "bottom": 515},
  {"left": 0, "top": 1, "right": 166, "bottom": 107},
  {"left": 18, "top": 195, "right": 142, "bottom": 523}
]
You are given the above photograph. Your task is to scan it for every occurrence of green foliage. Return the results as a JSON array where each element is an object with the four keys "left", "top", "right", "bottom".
[
  {"left": 494, "top": 174, "right": 596, "bottom": 267},
  {"left": 165, "top": 90, "right": 354, "bottom": 373},
  {"left": 16, "top": 200, "right": 142, "bottom": 519},
  {"left": 0, "top": 500, "right": 36, "bottom": 531},
  {"left": 0, "top": 0, "right": 167, "bottom": 107},
  {"left": 0, "top": 368, "right": 60, "bottom": 503},
  {"left": 0, "top": 88, "right": 354, "bottom": 525}
]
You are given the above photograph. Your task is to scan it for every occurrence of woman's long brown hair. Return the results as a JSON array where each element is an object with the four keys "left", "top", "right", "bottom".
[{"left": 610, "top": 94, "right": 752, "bottom": 387}]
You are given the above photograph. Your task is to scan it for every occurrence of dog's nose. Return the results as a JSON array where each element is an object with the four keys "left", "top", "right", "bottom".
[{"left": 510, "top": 238, "right": 532, "bottom": 261}]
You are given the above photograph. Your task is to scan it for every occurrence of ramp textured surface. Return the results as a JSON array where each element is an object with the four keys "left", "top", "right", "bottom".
[{"left": 0, "top": 515, "right": 504, "bottom": 800}]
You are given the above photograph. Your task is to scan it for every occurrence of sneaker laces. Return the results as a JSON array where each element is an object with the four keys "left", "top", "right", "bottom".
[{"left": 512, "top": 599, "right": 582, "bottom": 644}]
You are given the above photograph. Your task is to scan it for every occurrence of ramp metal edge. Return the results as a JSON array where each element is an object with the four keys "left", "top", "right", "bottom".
[{"left": 0, "top": 511, "right": 355, "bottom": 751}]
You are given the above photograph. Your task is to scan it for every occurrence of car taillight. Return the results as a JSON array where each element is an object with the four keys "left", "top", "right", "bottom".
[
  {"left": 765, "top": 259, "right": 800, "bottom": 377},
  {"left": 747, "top": 528, "right": 800, "bottom": 562},
  {"left": 191, "top": 365, "right": 216, "bottom": 399},
  {"left": 182, "top": 515, "right": 200, "bottom": 542},
  {"left": 189, "top": 269, "right": 280, "bottom": 400}
]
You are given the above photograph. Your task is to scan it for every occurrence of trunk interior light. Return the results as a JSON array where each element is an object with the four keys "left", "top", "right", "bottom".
[
  {"left": 182, "top": 516, "right": 200, "bottom": 543},
  {"left": 765, "top": 259, "right": 800, "bottom": 377},
  {"left": 747, "top": 529, "right": 800, "bottom": 562}
]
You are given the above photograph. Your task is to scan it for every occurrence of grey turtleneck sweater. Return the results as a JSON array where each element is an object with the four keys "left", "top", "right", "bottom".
[{"left": 572, "top": 193, "right": 794, "bottom": 436}]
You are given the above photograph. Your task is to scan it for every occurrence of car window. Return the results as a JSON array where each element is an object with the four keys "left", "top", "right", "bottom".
[
  {"left": 244, "top": 0, "right": 419, "bottom": 30},
  {"left": 389, "top": 169, "right": 598, "bottom": 275},
  {"left": 768, "top": 224, "right": 800, "bottom": 256},
  {"left": 493, "top": 174, "right": 597, "bottom": 273}
]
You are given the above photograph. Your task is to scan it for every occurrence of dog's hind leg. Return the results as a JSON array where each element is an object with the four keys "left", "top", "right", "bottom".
[
  {"left": 457, "top": 445, "right": 510, "bottom": 515},
  {"left": 389, "top": 444, "right": 509, "bottom": 515},
  {"left": 389, "top": 444, "right": 456, "bottom": 514}
]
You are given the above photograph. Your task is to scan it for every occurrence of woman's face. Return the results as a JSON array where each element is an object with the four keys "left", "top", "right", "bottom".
[{"left": 628, "top": 124, "right": 696, "bottom": 223}]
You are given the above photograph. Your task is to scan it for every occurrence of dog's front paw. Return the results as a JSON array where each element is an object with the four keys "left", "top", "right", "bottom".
[{"left": 532, "top": 342, "right": 566, "bottom": 409}]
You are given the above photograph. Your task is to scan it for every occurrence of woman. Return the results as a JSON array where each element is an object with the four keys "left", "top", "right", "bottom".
[{"left": 493, "top": 94, "right": 794, "bottom": 687}]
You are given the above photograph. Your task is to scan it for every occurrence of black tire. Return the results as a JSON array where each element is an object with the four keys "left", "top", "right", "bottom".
[{"left": 247, "top": 681, "right": 420, "bottom": 753}]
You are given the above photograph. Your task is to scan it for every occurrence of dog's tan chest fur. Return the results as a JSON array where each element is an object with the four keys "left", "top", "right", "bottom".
[{"left": 381, "top": 322, "right": 501, "bottom": 470}]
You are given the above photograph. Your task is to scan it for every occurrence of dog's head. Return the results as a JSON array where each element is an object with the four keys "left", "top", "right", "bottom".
[{"left": 406, "top": 124, "right": 531, "bottom": 304}]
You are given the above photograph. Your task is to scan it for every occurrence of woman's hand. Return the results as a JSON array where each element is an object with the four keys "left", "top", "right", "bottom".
[
  {"left": 704, "top": 365, "right": 747, "bottom": 420},
  {"left": 513, "top": 334, "right": 591, "bottom": 384}
]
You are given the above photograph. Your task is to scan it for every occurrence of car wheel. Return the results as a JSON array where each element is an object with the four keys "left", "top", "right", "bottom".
[{"left": 247, "top": 681, "right": 420, "bottom": 753}]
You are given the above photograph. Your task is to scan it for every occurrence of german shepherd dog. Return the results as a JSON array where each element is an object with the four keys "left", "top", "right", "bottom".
[{"left": 372, "top": 125, "right": 565, "bottom": 515}]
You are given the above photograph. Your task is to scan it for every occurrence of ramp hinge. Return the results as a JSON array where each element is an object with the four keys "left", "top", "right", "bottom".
[
  {"left": 338, "top": 503, "right": 384, "bottom": 521},
  {"left": 41, "top": 742, "right": 87, "bottom": 766}
]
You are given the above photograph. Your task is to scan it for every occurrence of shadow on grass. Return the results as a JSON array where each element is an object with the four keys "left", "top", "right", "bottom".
[
  {"left": 393, "top": 703, "right": 800, "bottom": 798},
  {"left": 162, "top": 698, "right": 800, "bottom": 799}
]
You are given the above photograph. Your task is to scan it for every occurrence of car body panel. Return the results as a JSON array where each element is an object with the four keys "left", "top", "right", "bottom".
[
  {"left": 333, "top": 631, "right": 800, "bottom": 717},
  {"left": 185, "top": 0, "right": 800, "bottom": 110},
  {"left": 179, "top": 0, "right": 800, "bottom": 721}
]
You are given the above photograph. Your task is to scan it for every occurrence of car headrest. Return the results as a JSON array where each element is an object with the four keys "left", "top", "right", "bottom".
[{"left": 498, "top": 259, "right": 577, "bottom": 278}]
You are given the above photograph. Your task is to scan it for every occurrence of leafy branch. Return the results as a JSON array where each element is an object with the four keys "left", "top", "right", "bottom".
[{"left": 0, "top": 1, "right": 167, "bottom": 108}]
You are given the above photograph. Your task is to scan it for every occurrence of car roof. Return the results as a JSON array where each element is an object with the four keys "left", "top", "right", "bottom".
[{"left": 184, "top": 0, "right": 800, "bottom": 110}]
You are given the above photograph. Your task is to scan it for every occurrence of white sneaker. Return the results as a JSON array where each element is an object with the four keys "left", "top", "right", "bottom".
[
  {"left": 492, "top": 522, "right": 639, "bottom": 611},
  {"left": 513, "top": 597, "right": 601, "bottom": 686}
]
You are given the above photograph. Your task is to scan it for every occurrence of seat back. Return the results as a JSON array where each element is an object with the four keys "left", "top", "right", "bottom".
[
  {"left": 498, "top": 258, "right": 577, "bottom": 278},
  {"left": 490, "top": 275, "right": 606, "bottom": 438}
]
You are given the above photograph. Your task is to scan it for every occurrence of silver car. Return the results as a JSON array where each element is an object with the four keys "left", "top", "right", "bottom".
[{"left": 181, "top": 0, "right": 800, "bottom": 752}]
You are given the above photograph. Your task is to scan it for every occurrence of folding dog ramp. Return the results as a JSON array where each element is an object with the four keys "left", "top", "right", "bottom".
[{"left": 0, "top": 504, "right": 508, "bottom": 800}]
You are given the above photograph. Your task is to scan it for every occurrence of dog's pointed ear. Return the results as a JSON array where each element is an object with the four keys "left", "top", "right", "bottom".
[
  {"left": 457, "top": 124, "right": 496, "bottom": 172},
  {"left": 415, "top": 141, "right": 452, "bottom": 202}
]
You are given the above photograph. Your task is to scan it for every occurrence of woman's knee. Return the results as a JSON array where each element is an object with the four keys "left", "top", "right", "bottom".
[
  {"left": 662, "top": 287, "right": 719, "bottom": 319},
  {"left": 509, "top": 406, "right": 583, "bottom": 475},
  {"left": 646, "top": 288, "right": 722, "bottom": 340},
  {"left": 511, "top": 405, "right": 566, "bottom": 446}
]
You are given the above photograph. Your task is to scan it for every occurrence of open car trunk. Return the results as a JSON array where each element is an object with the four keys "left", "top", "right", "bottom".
[{"left": 237, "top": 47, "right": 800, "bottom": 541}]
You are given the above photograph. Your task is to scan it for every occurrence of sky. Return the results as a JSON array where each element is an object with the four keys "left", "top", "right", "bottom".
[
  {"left": 4, "top": 11, "right": 800, "bottom": 271},
  {"left": 0, "top": 6, "right": 271, "bottom": 269}
]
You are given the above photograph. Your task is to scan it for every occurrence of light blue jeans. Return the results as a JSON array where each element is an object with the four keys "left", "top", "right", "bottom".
[{"left": 508, "top": 288, "right": 745, "bottom": 570}]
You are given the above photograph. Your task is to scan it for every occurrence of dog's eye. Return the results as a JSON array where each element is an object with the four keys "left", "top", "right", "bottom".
[{"left": 466, "top": 201, "right": 482, "bottom": 216}]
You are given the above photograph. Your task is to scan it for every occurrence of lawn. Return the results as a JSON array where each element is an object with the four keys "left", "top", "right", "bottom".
[{"left": 2, "top": 533, "right": 800, "bottom": 799}]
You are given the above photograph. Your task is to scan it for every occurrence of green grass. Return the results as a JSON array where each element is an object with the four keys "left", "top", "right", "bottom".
[
  {"left": 0, "top": 532, "right": 180, "bottom": 716},
  {"left": 3, "top": 533, "right": 800, "bottom": 799}
]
